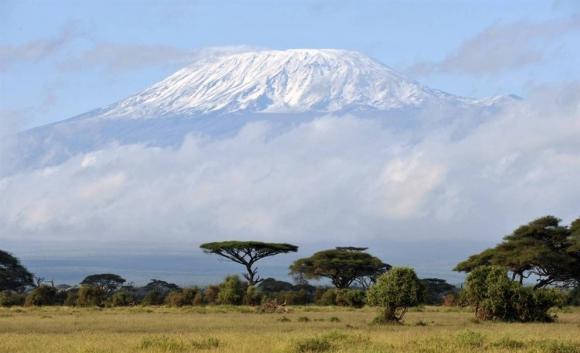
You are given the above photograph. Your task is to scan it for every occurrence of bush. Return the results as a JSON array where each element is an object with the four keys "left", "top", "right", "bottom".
[
  {"left": 217, "top": 276, "right": 245, "bottom": 305},
  {"left": 193, "top": 291, "right": 204, "bottom": 305},
  {"left": 367, "top": 267, "right": 423, "bottom": 322},
  {"left": 463, "top": 265, "right": 564, "bottom": 322},
  {"left": 317, "top": 288, "right": 337, "bottom": 306},
  {"left": 141, "top": 289, "right": 166, "bottom": 306},
  {"left": 566, "top": 286, "right": 580, "bottom": 306},
  {"left": 0, "top": 290, "right": 25, "bottom": 307},
  {"left": 110, "top": 290, "right": 135, "bottom": 307},
  {"left": 442, "top": 292, "right": 459, "bottom": 306},
  {"left": 165, "top": 288, "right": 198, "bottom": 307},
  {"left": 278, "top": 289, "right": 311, "bottom": 305},
  {"left": 203, "top": 285, "right": 220, "bottom": 305},
  {"left": 77, "top": 285, "right": 105, "bottom": 307},
  {"left": 24, "top": 286, "right": 60, "bottom": 306},
  {"left": 244, "top": 285, "right": 262, "bottom": 306},
  {"left": 335, "top": 289, "right": 365, "bottom": 308},
  {"left": 63, "top": 290, "right": 78, "bottom": 306}
]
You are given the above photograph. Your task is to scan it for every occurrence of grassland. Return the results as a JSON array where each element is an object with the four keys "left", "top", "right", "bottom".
[{"left": 0, "top": 306, "right": 578, "bottom": 353}]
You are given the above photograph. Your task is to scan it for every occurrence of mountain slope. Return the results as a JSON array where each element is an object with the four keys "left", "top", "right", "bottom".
[
  {"left": 9, "top": 49, "right": 517, "bottom": 175},
  {"left": 92, "top": 49, "right": 472, "bottom": 119}
]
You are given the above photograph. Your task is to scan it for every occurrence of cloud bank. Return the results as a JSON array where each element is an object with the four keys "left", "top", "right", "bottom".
[{"left": 1, "top": 82, "right": 579, "bottom": 256}]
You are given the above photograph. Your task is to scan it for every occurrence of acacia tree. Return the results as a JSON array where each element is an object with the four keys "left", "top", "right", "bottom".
[
  {"left": 289, "top": 247, "right": 390, "bottom": 288},
  {"left": 455, "top": 216, "right": 580, "bottom": 288},
  {"left": 200, "top": 241, "right": 298, "bottom": 285},
  {"left": 0, "top": 250, "right": 34, "bottom": 292},
  {"left": 80, "top": 273, "right": 126, "bottom": 295}
]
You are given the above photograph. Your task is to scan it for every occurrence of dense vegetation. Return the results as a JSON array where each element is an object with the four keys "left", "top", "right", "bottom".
[{"left": 1, "top": 215, "right": 579, "bottom": 325}]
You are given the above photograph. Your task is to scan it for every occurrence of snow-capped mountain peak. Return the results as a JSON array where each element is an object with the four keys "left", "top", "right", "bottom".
[{"left": 97, "top": 49, "right": 459, "bottom": 119}]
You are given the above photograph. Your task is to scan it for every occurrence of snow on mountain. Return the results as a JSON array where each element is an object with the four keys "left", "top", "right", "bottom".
[
  {"left": 9, "top": 49, "right": 517, "bottom": 175},
  {"left": 93, "top": 49, "right": 471, "bottom": 119}
]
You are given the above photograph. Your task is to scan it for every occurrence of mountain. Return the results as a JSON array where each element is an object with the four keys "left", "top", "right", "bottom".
[
  {"left": 10, "top": 49, "right": 516, "bottom": 174},
  {"left": 93, "top": 49, "right": 468, "bottom": 118}
]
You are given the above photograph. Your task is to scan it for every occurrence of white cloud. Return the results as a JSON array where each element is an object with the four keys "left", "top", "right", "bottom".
[
  {"left": 0, "top": 23, "right": 84, "bottom": 71},
  {"left": 408, "top": 16, "right": 580, "bottom": 76},
  {"left": 58, "top": 45, "right": 261, "bottom": 74},
  {"left": 0, "top": 82, "right": 579, "bottom": 253}
]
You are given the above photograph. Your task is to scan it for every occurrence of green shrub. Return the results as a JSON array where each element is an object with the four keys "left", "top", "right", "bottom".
[
  {"left": 244, "top": 285, "right": 262, "bottom": 306},
  {"left": 141, "top": 289, "right": 166, "bottom": 306},
  {"left": 335, "top": 289, "right": 365, "bottom": 308},
  {"left": 566, "top": 286, "right": 580, "bottom": 306},
  {"left": 367, "top": 267, "right": 423, "bottom": 322},
  {"left": 77, "top": 285, "right": 105, "bottom": 307},
  {"left": 0, "top": 290, "right": 25, "bottom": 307},
  {"left": 317, "top": 288, "right": 337, "bottom": 306},
  {"left": 165, "top": 288, "right": 198, "bottom": 307},
  {"left": 63, "top": 290, "right": 78, "bottom": 306},
  {"left": 273, "top": 289, "right": 311, "bottom": 305},
  {"left": 464, "top": 266, "right": 564, "bottom": 322},
  {"left": 110, "top": 290, "right": 135, "bottom": 307},
  {"left": 24, "top": 286, "right": 60, "bottom": 306},
  {"left": 203, "top": 285, "right": 220, "bottom": 305},
  {"left": 217, "top": 276, "right": 245, "bottom": 305}
]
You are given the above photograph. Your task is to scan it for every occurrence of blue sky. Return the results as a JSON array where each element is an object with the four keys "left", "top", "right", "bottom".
[{"left": 2, "top": 0, "right": 579, "bottom": 130}]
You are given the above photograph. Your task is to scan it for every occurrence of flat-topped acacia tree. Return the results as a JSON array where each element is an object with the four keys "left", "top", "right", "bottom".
[
  {"left": 289, "top": 247, "right": 390, "bottom": 289},
  {"left": 200, "top": 241, "right": 299, "bottom": 285}
]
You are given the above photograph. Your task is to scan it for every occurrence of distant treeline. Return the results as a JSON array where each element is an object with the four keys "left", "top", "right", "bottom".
[{"left": 1, "top": 215, "right": 579, "bottom": 322}]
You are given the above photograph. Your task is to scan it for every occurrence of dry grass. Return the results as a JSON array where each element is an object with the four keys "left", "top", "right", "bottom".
[{"left": 0, "top": 306, "right": 578, "bottom": 353}]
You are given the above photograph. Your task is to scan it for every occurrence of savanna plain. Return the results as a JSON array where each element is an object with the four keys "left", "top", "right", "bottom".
[{"left": 0, "top": 306, "right": 578, "bottom": 353}]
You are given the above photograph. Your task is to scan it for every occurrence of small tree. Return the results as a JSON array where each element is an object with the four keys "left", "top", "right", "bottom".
[
  {"left": 367, "top": 267, "right": 423, "bottom": 323},
  {"left": 290, "top": 247, "right": 390, "bottom": 288},
  {"left": 110, "top": 290, "right": 135, "bottom": 307},
  {"left": 203, "top": 285, "right": 220, "bottom": 305},
  {"left": 463, "top": 265, "right": 564, "bottom": 322},
  {"left": 24, "top": 285, "right": 61, "bottom": 306},
  {"left": 0, "top": 250, "right": 34, "bottom": 292},
  {"left": 218, "top": 275, "right": 245, "bottom": 305},
  {"left": 80, "top": 274, "right": 126, "bottom": 295},
  {"left": 200, "top": 241, "right": 298, "bottom": 285},
  {"left": 77, "top": 285, "right": 105, "bottom": 307},
  {"left": 0, "top": 290, "right": 25, "bottom": 307}
]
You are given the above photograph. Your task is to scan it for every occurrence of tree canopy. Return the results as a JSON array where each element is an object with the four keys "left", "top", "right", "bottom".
[
  {"left": 455, "top": 216, "right": 580, "bottom": 288},
  {"left": 367, "top": 267, "right": 423, "bottom": 322},
  {"left": 144, "top": 279, "right": 180, "bottom": 293},
  {"left": 200, "top": 241, "right": 299, "bottom": 285},
  {"left": 0, "top": 249, "right": 34, "bottom": 292},
  {"left": 80, "top": 273, "right": 126, "bottom": 294},
  {"left": 289, "top": 247, "right": 390, "bottom": 288}
]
